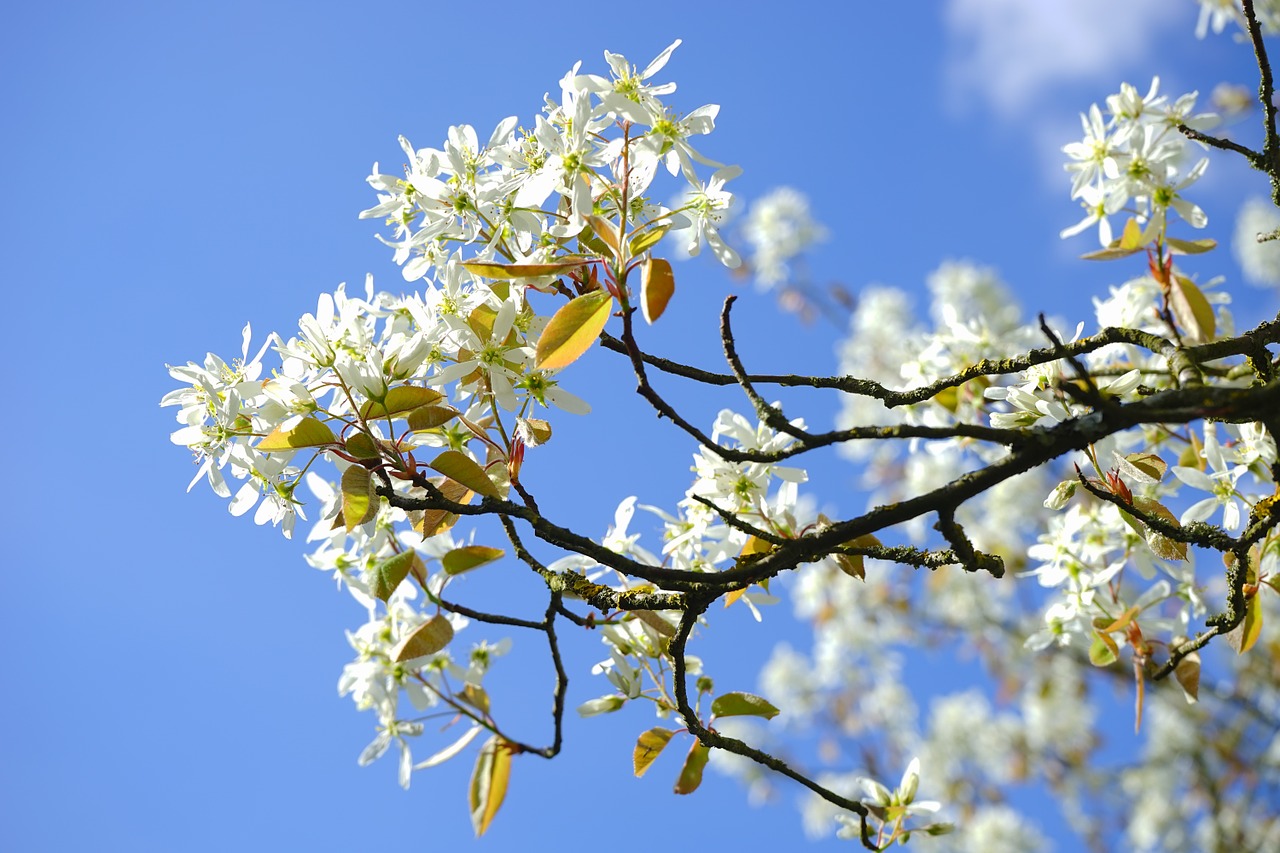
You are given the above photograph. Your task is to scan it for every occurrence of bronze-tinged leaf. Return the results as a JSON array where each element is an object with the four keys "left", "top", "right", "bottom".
[
  {"left": 1173, "top": 650, "right": 1201, "bottom": 703},
  {"left": 673, "top": 741, "right": 710, "bottom": 795},
  {"left": 413, "top": 477, "right": 473, "bottom": 539},
  {"left": 535, "top": 290, "right": 614, "bottom": 371},
  {"left": 640, "top": 257, "right": 675, "bottom": 324},
  {"left": 256, "top": 417, "right": 337, "bottom": 452},
  {"left": 392, "top": 614, "right": 454, "bottom": 661},
  {"left": 1170, "top": 275, "right": 1216, "bottom": 343},
  {"left": 340, "top": 464, "right": 378, "bottom": 532},
  {"left": 584, "top": 215, "right": 621, "bottom": 256},
  {"left": 359, "top": 386, "right": 443, "bottom": 420},
  {"left": 429, "top": 450, "right": 500, "bottom": 499},
  {"left": 633, "top": 728, "right": 675, "bottom": 777},
  {"left": 469, "top": 736, "right": 512, "bottom": 837},
  {"left": 406, "top": 405, "right": 460, "bottom": 431},
  {"left": 710, "top": 691, "right": 780, "bottom": 720}
]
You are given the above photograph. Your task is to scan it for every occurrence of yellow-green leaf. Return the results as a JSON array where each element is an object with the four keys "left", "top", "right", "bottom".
[
  {"left": 535, "top": 290, "right": 614, "bottom": 371},
  {"left": 1119, "top": 452, "right": 1168, "bottom": 484},
  {"left": 1119, "top": 217, "right": 1144, "bottom": 250},
  {"left": 360, "top": 386, "right": 443, "bottom": 420},
  {"left": 673, "top": 741, "right": 710, "bottom": 795},
  {"left": 1132, "top": 498, "right": 1188, "bottom": 561},
  {"left": 429, "top": 450, "right": 500, "bottom": 499},
  {"left": 461, "top": 259, "right": 589, "bottom": 279},
  {"left": 392, "top": 614, "right": 454, "bottom": 661},
  {"left": 371, "top": 551, "right": 418, "bottom": 602},
  {"left": 1228, "top": 591, "right": 1264, "bottom": 654},
  {"left": 628, "top": 223, "right": 670, "bottom": 258},
  {"left": 710, "top": 691, "right": 780, "bottom": 720},
  {"left": 1166, "top": 236, "right": 1217, "bottom": 255},
  {"left": 1173, "top": 650, "right": 1201, "bottom": 703},
  {"left": 469, "top": 736, "right": 512, "bottom": 837},
  {"left": 341, "top": 464, "right": 378, "bottom": 532},
  {"left": 256, "top": 417, "right": 336, "bottom": 452},
  {"left": 521, "top": 417, "right": 552, "bottom": 445},
  {"left": 407, "top": 405, "right": 460, "bottom": 431},
  {"left": 442, "top": 545, "right": 505, "bottom": 575},
  {"left": 640, "top": 257, "right": 675, "bottom": 324},
  {"left": 344, "top": 432, "right": 381, "bottom": 460},
  {"left": 633, "top": 728, "right": 675, "bottom": 777},
  {"left": 1089, "top": 631, "right": 1119, "bottom": 666},
  {"left": 1170, "top": 275, "right": 1216, "bottom": 343},
  {"left": 460, "top": 683, "right": 490, "bottom": 716}
]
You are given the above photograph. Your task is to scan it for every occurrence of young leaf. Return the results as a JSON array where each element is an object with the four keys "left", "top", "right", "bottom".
[
  {"left": 584, "top": 215, "right": 620, "bottom": 256},
  {"left": 1132, "top": 498, "right": 1188, "bottom": 561},
  {"left": 429, "top": 450, "right": 500, "bottom": 499},
  {"left": 371, "top": 551, "right": 418, "bottom": 602},
  {"left": 344, "top": 432, "right": 381, "bottom": 459},
  {"left": 359, "top": 385, "right": 443, "bottom": 420},
  {"left": 407, "top": 405, "right": 459, "bottom": 431},
  {"left": 1089, "top": 631, "right": 1119, "bottom": 666},
  {"left": 1170, "top": 275, "right": 1216, "bottom": 343},
  {"left": 1119, "top": 217, "right": 1144, "bottom": 250},
  {"left": 469, "top": 736, "right": 512, "bottom": 837},
  {"left": 628, "top": 223, "right": 669, "bottom": 257},
  {"left": 392, "top": 614, "right": 455, "bottom": 661},
  {"left": 340, "top": 464, "right": 378, "bottom": 532},
  {"left": 535, "top": 290, "right": 614, "bottom": 371},
  {"left": 256, "top": 417, "right": 336, "bottom": 452},
  {"left": 673, "top": 741, "right": 710, "bottom": 795},
  {"left": 1173, "top": 650, "right": 1201, "bottom": 703},
  {"left": 640, "top": 257, "right": 676, "bottom": 324},
  {"left": 1117, "top": 452, "right": 1168, "bottom": 484},
  {"left": 710, "top": 691, "right": 781, "bottom": 721},
  {"left": 1165, "top": 236, "right": 1217, "bottom": 255},
  {"left": 442, "top": 545, "right": 505, "bottom": 575},
  {"left": 1226, "top": 591, "right": 1264, "bottom": 654},
  {"left": 633, "top": 728, "right": 675, "bottom": 777},
  {"left": 461, "top": 259, "right": 588, "bottom": 279},
  {"left": 412, "top": 477, "right": 472, "bottom": 539}
]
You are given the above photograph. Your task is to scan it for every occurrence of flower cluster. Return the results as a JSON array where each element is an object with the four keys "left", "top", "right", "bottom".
[{"left": 1061, "top": 78, "right": 1217, "bottom": 247}]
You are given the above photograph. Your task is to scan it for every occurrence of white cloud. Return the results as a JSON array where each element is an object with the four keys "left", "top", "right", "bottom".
[{"left": 943, "top": 0, "right": 1186, "bottom": 117}]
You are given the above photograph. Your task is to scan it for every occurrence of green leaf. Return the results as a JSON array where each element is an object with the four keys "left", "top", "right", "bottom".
[
  {"left": 344, "top": 432, "right": 381, "bottom": 459},
  {"left": 1132, "top": 498, "right": 1188, "bottom": 561},
  {"left": 640, "top": 257, "right": 675, "bottom": 324},
  {"left": 461, "top": 259, "right": 589, "bottom": 279},
  {"left": 633, "top": 728, "right": 675, "bottom": 778},
  {"left": 469, "top": 736, "right": 512, "bottom": 837},
  {"left": 1118, "top": 217, "right": 1144, "bottom": 250},
  {"left": 406, "top": 405, "right": 460, "bottom": 431},
  {"left": 535, "top": 290, "right": 614, "bottom": 371},
  {"left": 1089, "top": 631, "right": 1119, "bottom": 666},
  {"left": 1228, "top": 591, "right": 1264, "bottom": 654},
  {"left": 710, "top": 691, "right": 781, "bottom": 721},
  {"left": 256, "top": 417, "right": 336, "bottom": 452},
  {"left": 341, "top": 464, "right": 378, "bottom": 532},
  {"left": 1170, "top": 275, "right": 1216, "bottom": 343},
  {"left": 628, "top": 223, "right": 670, "bottom": 257},
  {"left": 442, "top": 545, "right": 505, "bottom": 575},
  {"left": 392, "top": 614, "right": 454, "bottom": 661},
  {"left": 359, "top": 385, "right": 443, "bottom": 420},
  {"left": 371, "top": 551, "right": 417, "bottom": 602},
  {"left": 673, "top": 741, "right": 710, "bottom": 795},
  {"left": 1166, "top": 236, "right": 1217, "bottom": 255},
  {"left": 429, "top": 450, "right": 500, "bottom": 499}
]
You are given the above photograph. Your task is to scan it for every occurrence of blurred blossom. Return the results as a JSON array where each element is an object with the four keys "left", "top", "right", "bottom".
[
  {"left": 740, "top": 187, "right": 827, "bottom": 288},
  {"left": 1233, "top": 196, "right": 1280, "bottom": 286}
]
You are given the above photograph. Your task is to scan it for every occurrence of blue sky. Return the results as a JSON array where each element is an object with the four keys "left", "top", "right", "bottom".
[{"left": 4, "top": 1, "right": 1277, "bottom": 850}]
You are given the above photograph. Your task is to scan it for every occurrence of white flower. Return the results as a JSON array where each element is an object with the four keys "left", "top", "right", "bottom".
[{"left": 1233, "top": 196, "right": 1280, "bottom": 287}]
